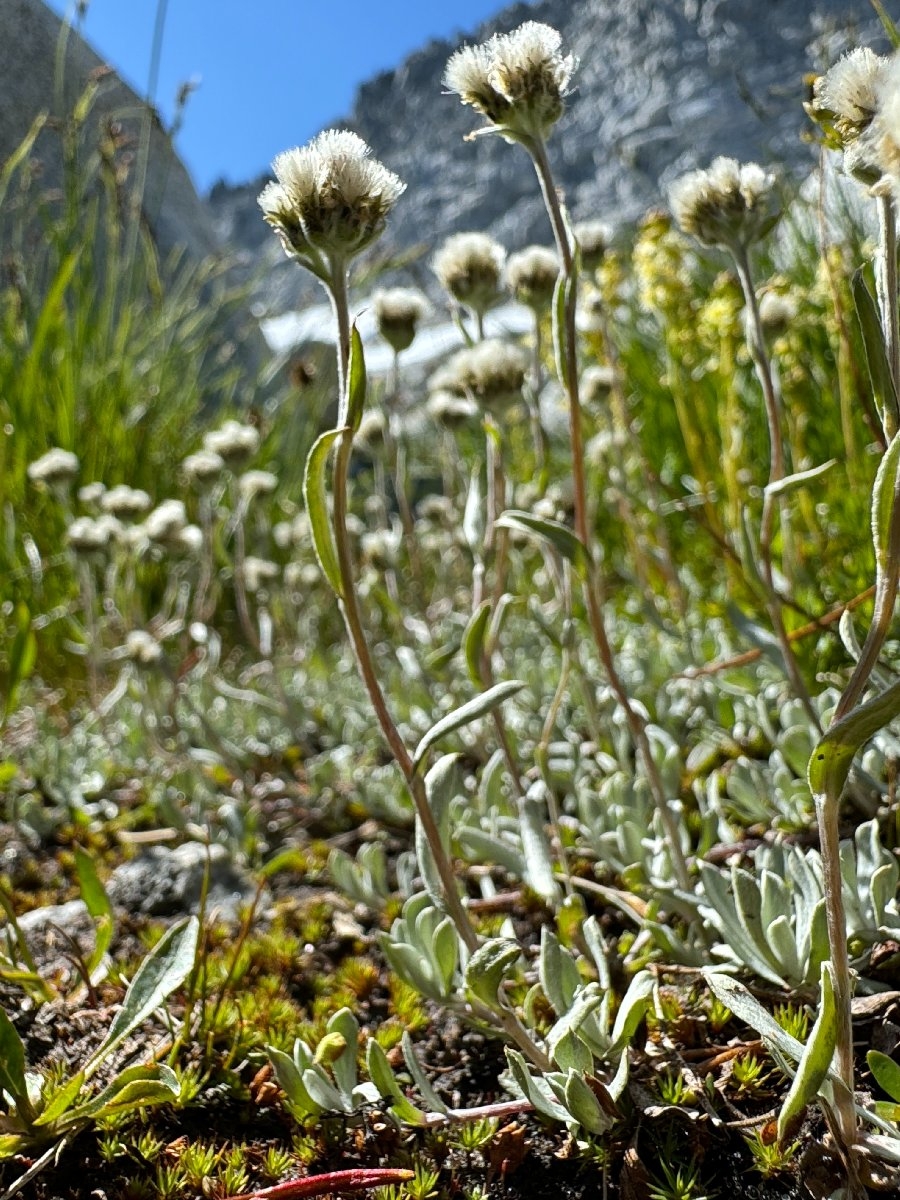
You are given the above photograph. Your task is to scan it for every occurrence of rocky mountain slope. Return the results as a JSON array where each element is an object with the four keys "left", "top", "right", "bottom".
[{"left": 209, "top": 0, "right": 886, "bottom": 317}]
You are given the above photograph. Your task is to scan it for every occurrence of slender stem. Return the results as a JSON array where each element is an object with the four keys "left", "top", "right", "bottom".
[
  {"left": 733, "top": 247, "right": 820, "bottom": 729},
  {"left": 326, "top": 272, "right": 478, "bottom": 954},
  {"left": 877, "top": 192, "right": 900, "bottom": 440},
  {"left": 529, "top": 137, "right": 692, "bottom": 891},
  {"left": 814, "top": 789, "right": 859, "bottom": 1161}
]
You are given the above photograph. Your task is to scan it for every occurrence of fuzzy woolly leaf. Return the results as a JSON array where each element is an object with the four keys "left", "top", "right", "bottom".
[
  {"left": 93, "top": 916, "right": 198, "bottom": 1071},
  {"left": 0, "top": 1009, "right": 28, "bottom": 1106},
  {"left": 74, "top": 846, "right": 113, "bottom": 977},
  {"left": 871, "top": 428, "right": 900, "bottom": 578},
  {"left": 868, "top": 1050, "right": 900, "bottom": 1104},
  {"left": 411, "top": 680, "right": 525, "bottom": 772},
  {"left": 777, "top": 962, "right": 837, "bottom": 1142},
  {"left": 463, "top": 600, "right": 492, "bottom": 687},
  {"left": 345, "top": 323, "right": 367, "bottom": 432},
  {"left": 465, "top": 938, "right": 521, "bottom": 1009},
  {"left": 302, "top": 427, "right": 346, "bottom": 597},
  {"left": 401, "top": 1032, "right": 449, "bottom": 1115},
  {"left": 765, "top": 459, "right": 837, "bottom": 499},
  {"left": 416, "top": 754, "right": 460, "bottom": 905},
  {"left": 495, "top": 510, "right": 588, "bottom": 577},
  {"left": 852, "top": 268, "right": 899, "bottom": 438}
]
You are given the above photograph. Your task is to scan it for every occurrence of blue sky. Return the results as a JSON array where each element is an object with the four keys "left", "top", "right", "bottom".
[{"left": 46, "top": 1, "right": 508, "bottom": 193}]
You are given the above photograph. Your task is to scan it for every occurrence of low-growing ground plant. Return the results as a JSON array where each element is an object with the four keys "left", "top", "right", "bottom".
[{"left": 8, "top": 8, "right": 900, "bottom": 1200}]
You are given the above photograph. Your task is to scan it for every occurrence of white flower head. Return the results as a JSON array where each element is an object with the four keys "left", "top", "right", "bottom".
[
  {"left": 574, "top": 220, "right": 613, "bottom": 273},
  {"left": 669, "top": 157, "right": 779, "bottom": 252},
  {"left": 101, "top": 485, "right": 151, "bottom": 518},
  {"left": 445, "top": 21, "right": 577, "bottom": 143},
  {"left": 373, "top": 287, "right": 429, "bottom": 353},
  {"left": 426, "top": 389, "right": 479, "bottom": 430},
  {"left": 582, "top": 364, "right": 616, "bottom": 406},
  {"left": 865, "top": 53, "right": 900, "bottom": 195},
  {"left": 125, "top": 629, "right": 163, "bottom": 667},
  {"left": 182, "top": 449, "right": 226, "bottom": 486},
  {"left": 241, "top": 556, "right": 279, "bottom": 594},
  {"left": 456, "top": 338, "right": 529, "bottom": 411},
  {"left": 28, "top": 448, "right": 79, "bottom": 486},
  {"left": 354, "top": 408, "right": 388, "bottom": 454},
  {"left": 811, "top": 48, "right": 888, "bottom": 141},
  {"left": 809, "top": 48, "right": 892, "bottom": 186},
  {"left": 66, "top": 515, "right": 120, "bottom": 554},
  {"left": 78, "top": 482, "right": 106, "bottom": 510},
  {"left": 144, "top": 499, "right": 187, "bottom": 544},
  {"left": 260, "top": 130, "right": 405, "bottom": 267},
  {"left": 202, "top": 420, "right": 260, "bottom": 466},
  {"left": 757, "top": 289, "right": 799, "bottom": 332},
  {"left": 238, "top": 469, "right": 278, "bottom": 504},
  {"left": 505, "top": 245, "right": 559, "bottom": 311},
  {"left": 175, "top": 524, "right": 203, "bottom": 556},
  {"left": 432, "top": 232, "right": 506, "bottom": 315}
]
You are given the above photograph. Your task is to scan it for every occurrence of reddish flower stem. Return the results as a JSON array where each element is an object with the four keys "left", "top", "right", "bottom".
[{"left": 221, "top": 1167, "right": 415, "bottom": 1200}]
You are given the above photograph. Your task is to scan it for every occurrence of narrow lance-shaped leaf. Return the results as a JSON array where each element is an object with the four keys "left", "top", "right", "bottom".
[
  {"left": 871, "top": 427, "right": 900, "bottom": 577},
  {"left": 765, "top": 459, "right": 837, "bottom": 500},
  {"left": 302, "top": 428, "right": 346, "bottom": 598},
  {"left": 0, "top": 1009, "right": 29, "bottom": 1107},
  {"left": 344, "top": 323, "right": 367, "bottom": 432},
  {"left": 552, "top": 272, "right": 569, "bottom": 392},
  {"left": 496, "top": 510, "right": 588, "bottom": 578},
  {"left": 868, "top": 1049, "right": 900, "bottom": 1103},
  {"left": 808, "top": 674, "right": 900, "bottom": 804},
  {"left": 777, "top": 961, "right": 837, "bottom": 1142},
  {"left": 852, "top": 268, "right": 900, "bottom": 437},
  {"left": 463, "top": 600, "right": 492, "bottom": 688},
  {"left": 411, "top": 679, "right": 525, "bottom": 772},
  {"left": 74, "top": 845, "right": 113, "bottom": 975},
  {"left": 87, "top": 916, "right": 199, "bottom": 1074}
]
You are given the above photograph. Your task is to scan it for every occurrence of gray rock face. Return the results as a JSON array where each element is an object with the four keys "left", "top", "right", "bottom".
[
  {"left": 209, "top": 0, "right": 884, "bottom": 316},
  {"left": 0, "top": 0, "right": 218, "bottom": 263}
]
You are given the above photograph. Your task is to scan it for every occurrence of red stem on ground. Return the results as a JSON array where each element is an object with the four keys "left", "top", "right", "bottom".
[{"left": 221, "top": 1167, "right": 415, "bottom": 1200}]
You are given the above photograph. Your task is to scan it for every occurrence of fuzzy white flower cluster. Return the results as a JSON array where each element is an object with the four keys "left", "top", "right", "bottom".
[
  {"left": 372, "top": 287, "right": 428, "bottom": 353},
  {"left": 668, "top": 157, "right": 778, "bottom": 252},
  {"left": 101, "top": 485, "right": 151, "bottom": 518},
  {"left": 202, "top": 420, "right": 260, "bottom": 467},
  {"left": 28, "top": 448, "right": 79, "bottom": 486},
  {"left": 125, "top": 629, "right": 163, "bottom": 667},
  {"left": 238, "top": 470, "right": 278, "bottom": 505},
  {"left": 808, "top": 48, "right": 900, "bottom": 193},
  {"left": 444, "top": 21, "right": 576, "bottom": 143},
  {"left": 432, "top": 232, "right": 506, "bottom": 316},
  {"left": 505, "top": 244, "right": 559, "bottom": 310},
  {"left": 437, "top": 339, "right": 529, "bottom": 412},
  {"left": 182, "top": 449, "right": 226, "bottom": 486},
  {"left": 259, "top": 130, "right": 405, "bottom": 269},
  {"left": 66, "top": 515, "right": 121, "bottom": 554}
]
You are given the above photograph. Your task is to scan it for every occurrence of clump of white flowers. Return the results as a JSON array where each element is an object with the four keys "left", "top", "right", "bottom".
[
  {"left": 574, "top": 220, "right": 613, "bottom": 274},
  {"left": 455, "top": 339, "right": 529, "bottom": 411},
  {"left": 202, "top": 420, "right": 260, "bottom": 467},
  {"left": 241, "top": 556, "right": 279, "bottom": 594},
  {"left": 124, "top": 630, "right": 163, "bottom": 668},
  {"left": 182, "top": 449, "right": 226, "bottom": 486},
  {"left": 101, "top": 485, "right": 152, "bottom": 519},
  {"left": 668, "top": 157, "right": 779, "bottom": 253},
  {"left": 66, "top": 515, "right": 121, "bottom": 554},
  {"left": 807, "top": 47, "right": 889, "bottom": 184},
  {"left": 373, "top": 287, "right": 429, "bottom": 354},
  {"left": 427, "top": 389, "right": 479, "bottom": 430},
  {"left": 505, "top": 245, "right": 559, "bottom": 311},
  {"left": 143, "top": 499, "right": 188, "bottom": 544},
  {"left": 259, "top": 130, "right": 405, "bottom": 271},
  {"left": 27, "top": 448, "right": 79, "bottom": 486},
  {"left": 581, "top": 363, "right": 616, "bottom": 406},
  {"left": 77, "top": 482, "right": 106, "bottom": 510},
  {"left": 238, "top": 469, "right": 278, "bottom": 505},
  {"left": 433, "top": 232, "right": 506, "bottom": 317},
  {"left": 444, "top": 21, "right": 577, "bottom": 144},
  {"left": 354, "top": 409, "right": 388, "bottom": 455}
]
